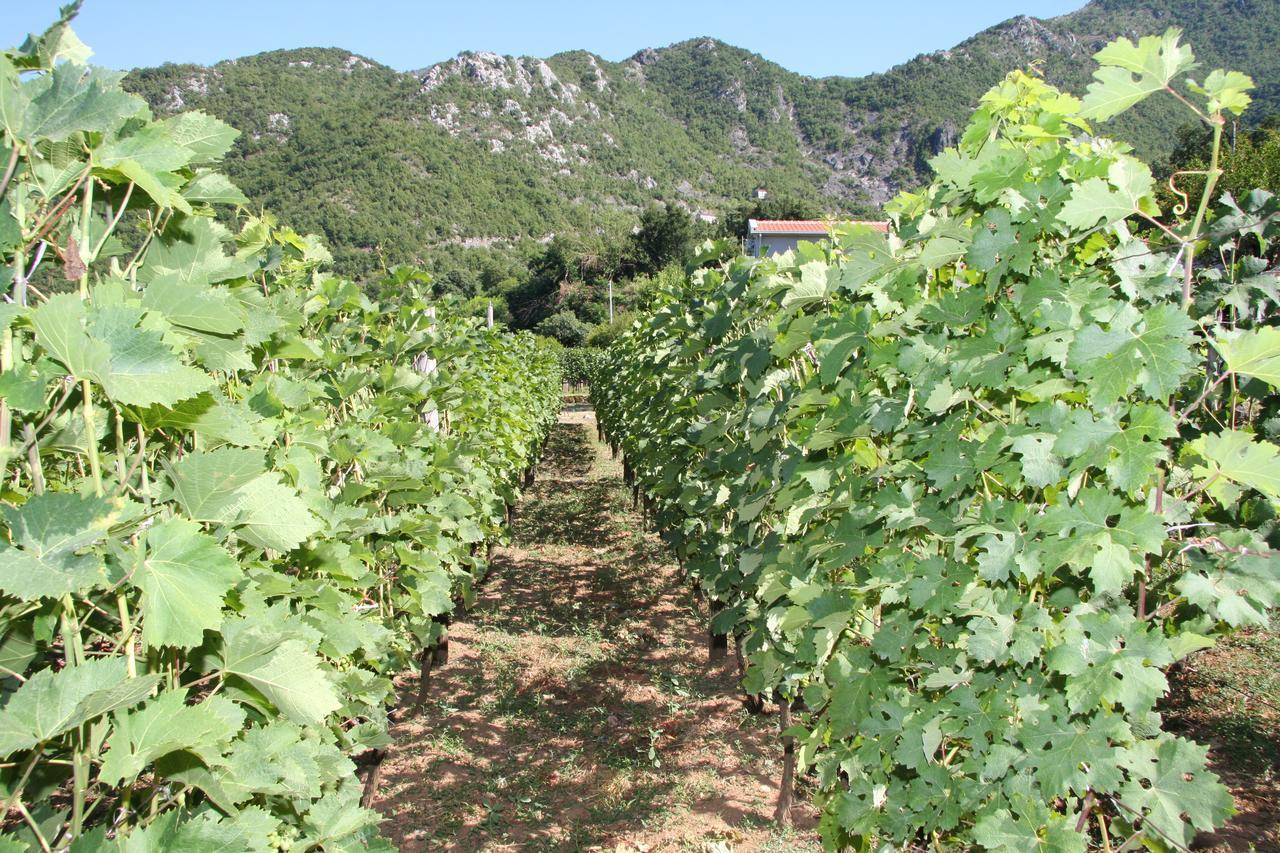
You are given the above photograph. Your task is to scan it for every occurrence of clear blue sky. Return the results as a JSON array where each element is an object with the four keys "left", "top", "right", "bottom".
[{"left": 4, "top": 1, "right": 1087, "bottom": 78}]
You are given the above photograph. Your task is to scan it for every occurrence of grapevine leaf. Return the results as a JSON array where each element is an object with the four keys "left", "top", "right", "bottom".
[
  {"left": 162, "top": 447, "right": 266, "bottom": 521},
  {"left": 1214, "top": 326, "right": 1280, "bottom": 387},
  {"left": 1187, "top": 69, "right": 1254, "bottom": 116},
  {"left": 87, "top": 305, "right": 213, "bottom": 405},
  {"left": 142, "top": 217, "right": 252, "bottom": 286},
  {"left": 1011, "top": 433, "right": 1062, "bottom": 488},
  {"left": 107, "top": 157, "right": 192, "bottom": 214},
  {"left": 1176, "top": 554, "right": 1280, "bottom": 628},
  {"left": 1059, "top": 160, "right": 1152, "bottom": 231},
  {"left": 0, "top": 493, "right": 114, "bottom": 600},
  {"left": 21, "top": 63, "right": 141, "bottom": 142},
  {"left": 973, "top": 807, "right": 1085, "bottom": 852},
  {"left": 99, "top": 690, "right": 243, "bottom": 785},
  {"left": 1068, "top": 305, "right": 1195, "bottom": 407},
  {"left": 108, "top": 806, "right": 281, "bottom": 852},
  {"left": 211, "top": 720, "right": 329, "bottom": 803},
  {"left": 0, "top": 658, "right": 155, "bottom": 758},
  {"left": 1188, "top": 428, "right": 1280, "bottom": 503},
  {"left": 97, "top": 123, "right": 192, "bottom": 174},
  {"left": 142, "top": 273, "right": 247, "bottom": 335},
  {"left": 1059, "top": 177, "right": 1136, "bottom": 230},
  {"left": 0, "top": 57, "right": 26, "bottom": 138},
  {"left": 171, "top": 807, "right": 281, "bottom": 852},
  {"left": 1080, "top": 29, "right": 1195, "bottom": 121},
  {"left": 181, "top": 171, "right": 249, "bottom": 206},
  {"left": 230, "top": 474, "right": 323, "bottom": 552},
  {"left": 1106, "top": 404, "right": 1175, "bottom": 493},
  {"left": 301, "top": 789, "right": 382, "bottom": 848},
  {"left": 134, "top": 519, "right": 242, "bottom": 650},
  {"left": 220, "top": 619, "right": 340, "bottom": 725},
  {"left": 779, "top": 261, "right": 829, "bottom": 307},
  {"left": 30, "top": 293, "right": 111, "bottom": 381},
  {"left": 159, "top": 111, "right": 239, "bottom": 163},
  {"left": 1117, "top": 736, "right": 1234, "bottom": 848},
  {"left": 32, "top": 296, "right": 213, "bottom": 406},
  {"left": 163, "top": 449, "right": 319, "bottom": 551}
]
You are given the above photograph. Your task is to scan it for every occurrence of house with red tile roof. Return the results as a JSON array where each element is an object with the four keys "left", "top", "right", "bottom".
[{"left": 745, "top": 219, "right": 889, "bottom": 257}]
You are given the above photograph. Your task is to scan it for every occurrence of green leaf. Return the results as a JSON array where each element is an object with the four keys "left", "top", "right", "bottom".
[
  {"left": 1080, "top": 29, "right": 1196, "bottom": 121},
  {"left": 778, "top": 261, "right": 829, "bottom": 307},
  {"left": 30, "top": 293, "right": 110, "bottom": 381},
  {"left": 0, "top": 624, "right": 38, "bottom": 679},
  {"left": 109, "top": 806, "right": 280, "bottom": 852},
  {"left": 99, "top": 689, "right": 243, "bottom": 785},
  {"left": 142, "top": 273, "right": 247, "bottom": 335},
  {"left": 162, "top": 447, "right": 265, "bottom": 521},
  {"left": 0, "top": 57, "right": 27, "bottom": 139},
  {"left": 1060, "top": 177, "right": 1133, "bottom": 231},
  {"left": 1117, "top": 736, "right": 1234, "bottom": 848},
  {"left": 21, "top": 63, "right": 141, "bottom": 142},
  {"left": 159, "top": 111, "right": 239, "bottom": 163},
  {"left": 301, "top": 789, "right": 381, "bottom": 848},
  {"left": 1188, "top": 69, "right": 1254, "bottom": 116},
  {"left": 1189, "top": 428, "right": 1280, "bottom": 503},
  {"left": 136, "top": 393, "right": 270, "bottom": 448},
  {"left": 134, "top": 518, "right": 242, "bottom": 650},
  {"left": 1067, "top": 305, "right": 1195, "bottom": 407},
  {"left": 31, "top": 296, "right": 213, "bottom": 407},
  {"left": 1177, "top": 554, "right": 1280, "bottom": 628},
  {"left": 0, "top": 658, "right": 156, "bottom": 758},
  {"left": 0, "top": 361, "right": 54, "bottom": 413},
  {"left": 181, "top": 171, "right": 249, "bottom": 206},
  {"left": 972, "top": 807, "right": 1085, "bottom": 853},
  {"left": 142, "top": 218, "right": 251, "bottom": 287},
  {"left": 97, "top": 123, "right": 192, "bottom": 175},
  {"left": 107, "top": 157, "right": 192, "bottom": 214},
  {"left": 88, "top": 305, "right": 213, "bottom": 404},
  {"left": 220, "top": 619, "right": 340, "bottom": 725},
  {"left": 918, "top": 236, "right": 966, "bottom": 270},
  {"left": 1215, "top": 326, "right": 1280, "bottom": 388},
  {"left": 163, "top": 450, "right": 320, "bottom": 552},
  {"left": 1011, "top": 433, "right": 1062, "bottom": 488},
  {"left": 1059, "top": 160, "right": 1152, "bottom": 231},
  {"left": 0, "top": 493, "right": 115, "bottom": 600}
]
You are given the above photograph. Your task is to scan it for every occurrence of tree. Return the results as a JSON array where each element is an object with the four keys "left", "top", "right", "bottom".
[
  {"left": 535, "top": 310, "right": 589, "bottom": 346},
  {"left": 1161, "top": 115, "right": 1280, "bottom": 209},
  {"left": 721, "top": 195, "right": 816, "bottom": 240},
  {"left": 631, "top": 202, "right": 695, "bottom": 275}
]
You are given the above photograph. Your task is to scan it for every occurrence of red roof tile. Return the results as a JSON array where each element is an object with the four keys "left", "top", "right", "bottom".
[{"left": 749, "top": 219, "right": 889, "bottom": 234}]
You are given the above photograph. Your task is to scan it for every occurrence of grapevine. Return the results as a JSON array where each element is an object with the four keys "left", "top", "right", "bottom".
[
  {"left": 0, "top": 15, "right": 559, "bottom": 850},
  {"left": 593, "top": 30, "right": 1279, "bottom": 851}
]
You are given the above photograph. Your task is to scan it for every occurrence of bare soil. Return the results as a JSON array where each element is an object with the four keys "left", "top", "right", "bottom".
[
  {"left": 373, "top": 404, "right": 820, "bottom": 851},
  {"left": 1167, "top": 625, "right": 1280, "bottom": 852}
]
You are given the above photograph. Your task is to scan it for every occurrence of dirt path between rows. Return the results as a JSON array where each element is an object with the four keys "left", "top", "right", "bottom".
[{"left": 374, "top": 404, "right": 820, "bottom": 851}]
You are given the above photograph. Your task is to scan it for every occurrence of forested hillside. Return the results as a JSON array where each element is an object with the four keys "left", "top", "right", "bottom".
[{"left": 123, "top": 0, "right": 1280, "bottom": 279}]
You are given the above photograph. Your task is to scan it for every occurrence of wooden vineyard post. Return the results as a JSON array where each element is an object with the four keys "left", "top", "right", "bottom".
[
  {"left": 736, "top": 636, "right": 765, "bottom": 713},
  {"left": 414, "top": 618, "right": 453, "bottom": 709},
  {"left": 486, "top": 300, "right": 494, "bottom": 329},
  {"left": 774, "top": 696, "right": 796, "bottom": 825},
  {"left": 708, "top": 600, "right": 729, "bottom": 661},
  {"left": 358, "top": 748, "right": 388, "bottom": 807}
]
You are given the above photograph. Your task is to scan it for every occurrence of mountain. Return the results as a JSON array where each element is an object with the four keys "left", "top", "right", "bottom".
[{"left": 123, "top": 0, "right": 1280, "bottom": 278}]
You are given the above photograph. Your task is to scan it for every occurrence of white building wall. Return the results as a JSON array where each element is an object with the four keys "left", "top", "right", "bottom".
[{"left": 746, "top": 233, "right": 820, "bottom": 256}]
